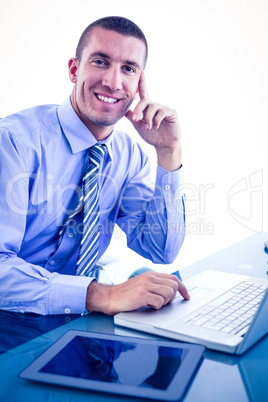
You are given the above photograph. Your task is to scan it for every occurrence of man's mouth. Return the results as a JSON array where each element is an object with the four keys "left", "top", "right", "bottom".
[{"left": 96, "top": 94, "right": 119, "bottom": 104}]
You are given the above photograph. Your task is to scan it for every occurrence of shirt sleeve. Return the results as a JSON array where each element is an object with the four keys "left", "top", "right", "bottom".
[
  {"left": 0, "top": 255, "right": 92, "bottom": 315},
  {"left": 117, "top": 160, "right": 185, "bottom": 264},
  {"left": 0, "top": 128, "right": 91, "bottom": 315}
]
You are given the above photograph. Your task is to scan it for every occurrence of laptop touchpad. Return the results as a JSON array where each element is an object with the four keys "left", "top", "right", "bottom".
[{"left": 176, "top": 287, "right": 216, "bottom": 305}]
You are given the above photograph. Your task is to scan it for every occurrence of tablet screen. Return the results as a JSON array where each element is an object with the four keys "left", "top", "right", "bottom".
[
  {"left": 41, "top": 335, "right": 187, "bottom": 390},
  {"left": 20, "top": 330, "right": 204, "bottom": 401}
]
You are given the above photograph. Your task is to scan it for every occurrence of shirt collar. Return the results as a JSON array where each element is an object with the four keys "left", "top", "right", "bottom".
[{"left": 57, "top": 97, "right": 113, "bottom": 158}]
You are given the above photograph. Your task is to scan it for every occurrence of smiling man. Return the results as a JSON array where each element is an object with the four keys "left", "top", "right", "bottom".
[
  {"left": 69, "top": 25, "right": 145, "bottom": 136},
  {"left": 0, "top": 16, "right": 189, "bottom": 316}
]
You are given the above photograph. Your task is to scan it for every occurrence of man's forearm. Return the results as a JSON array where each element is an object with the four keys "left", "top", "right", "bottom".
[
  {"left": 124, "top": 163, "right": 185, "bottom": 264},
  {"left": 156, "top": 142, "right": 182, "bottom": 172},
  {"left": 0, "top": 256, "right": 91, "bottom": 315}
]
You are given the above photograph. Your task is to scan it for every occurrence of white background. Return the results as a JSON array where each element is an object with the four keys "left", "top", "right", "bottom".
[{"left": 1, "top": 0, "right": 267, "bottom": 274}]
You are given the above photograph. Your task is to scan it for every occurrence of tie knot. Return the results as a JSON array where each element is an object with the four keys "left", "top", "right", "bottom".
[{"left": 89, "top": 144, "right": 106, "bottom": 167}]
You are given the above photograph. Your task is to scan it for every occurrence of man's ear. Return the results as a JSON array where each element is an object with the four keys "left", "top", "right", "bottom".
[{"left": 68, "top": 58, "right": 78, "bottom": 83}]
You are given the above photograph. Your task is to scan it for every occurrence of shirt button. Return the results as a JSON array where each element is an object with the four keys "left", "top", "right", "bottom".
[
  {"left": 50, "top": 260, "right": 55, "bottom": 265},
  {"left": 164, "top": 184, "right": 171, "bottom": 190},
  {"left": 64, "top": 308, "right": 71, "bottom": 314},
  {"left": 68, "top": 232, "right": 73, "bottom": 238}
]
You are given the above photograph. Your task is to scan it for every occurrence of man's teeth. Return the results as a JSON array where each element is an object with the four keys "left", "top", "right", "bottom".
[{"left": 96, "top": 94, "right": 118, "bottom": 104}]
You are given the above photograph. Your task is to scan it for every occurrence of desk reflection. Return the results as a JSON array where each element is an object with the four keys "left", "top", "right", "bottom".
[{"left": 0, "top": 309, "right": 80, "bottom": 354}]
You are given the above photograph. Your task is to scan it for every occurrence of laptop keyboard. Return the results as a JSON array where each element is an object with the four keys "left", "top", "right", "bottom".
[{"left": 182, "top": 281, "right": 267, "bottom": 336}]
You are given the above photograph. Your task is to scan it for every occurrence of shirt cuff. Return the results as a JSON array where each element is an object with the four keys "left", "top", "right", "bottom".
[
  {"left": 48, "top": 273, "right": 93, "bottom": 315},
  {"left": 156, "top": 163, "right": 184, "bottom": 190}
]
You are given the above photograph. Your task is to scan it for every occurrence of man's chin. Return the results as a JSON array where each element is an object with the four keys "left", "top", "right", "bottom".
[{"left": 91, "top": 114, "right": 124, "bottom": 128}]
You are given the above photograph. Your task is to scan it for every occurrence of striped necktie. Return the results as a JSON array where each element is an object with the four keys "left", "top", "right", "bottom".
[
  {"left": 75, "top": 143, "right": 106, "bottom": 276},
  {"left": 57, "top": 143, "right": 106, "bottom": 277}
]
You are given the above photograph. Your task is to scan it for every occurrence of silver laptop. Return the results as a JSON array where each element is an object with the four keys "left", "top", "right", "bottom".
[{"left": 114, "top": 270, "right": 268, "bottom": 354}]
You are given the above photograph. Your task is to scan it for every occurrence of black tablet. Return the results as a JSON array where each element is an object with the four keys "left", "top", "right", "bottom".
[{"left": 19, "top": 330, "right": 204, "bottom": 401}]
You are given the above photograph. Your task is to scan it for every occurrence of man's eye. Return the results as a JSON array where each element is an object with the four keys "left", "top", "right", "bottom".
[
  {"left": 123, "top": 66, "right": 136, "bottom": 74},
  {"left": 93, "top": 59, "right": 107, "bottom": 66}
]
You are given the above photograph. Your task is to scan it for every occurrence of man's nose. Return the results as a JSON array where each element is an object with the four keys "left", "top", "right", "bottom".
[{"left": 102, "top": 66, "right": 123, "bottom": 91}]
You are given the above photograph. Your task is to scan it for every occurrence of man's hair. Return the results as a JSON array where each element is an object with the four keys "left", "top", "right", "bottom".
[{"left": 75, "top": 16, "right": 148, "bottom": 67}]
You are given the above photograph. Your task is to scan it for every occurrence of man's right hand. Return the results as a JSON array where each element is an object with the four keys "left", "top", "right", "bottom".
[{"left": 86, "top": 271, "right": 190, "bottom": 316}]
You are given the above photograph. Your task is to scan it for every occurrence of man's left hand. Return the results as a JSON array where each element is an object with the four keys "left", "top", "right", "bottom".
[{"left": 125, "top": 71, "right": 182, "bottom": 171}]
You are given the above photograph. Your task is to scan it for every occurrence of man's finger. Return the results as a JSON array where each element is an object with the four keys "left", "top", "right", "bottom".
[
  {"left": 176, "top": 279, "right": 190, "bottom": 300},
  {"left": 138, "top": 70, "right": 149, "bottom": 100}
]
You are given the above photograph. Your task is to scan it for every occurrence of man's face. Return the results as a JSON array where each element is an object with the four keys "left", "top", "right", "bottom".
[{"left": 69, "top": 27, "right": 146, "bottom": 139}]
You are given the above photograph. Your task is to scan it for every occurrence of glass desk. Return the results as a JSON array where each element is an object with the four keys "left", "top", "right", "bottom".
[{"left": 1, "top": 232, "right": 268, "bottom": 401}]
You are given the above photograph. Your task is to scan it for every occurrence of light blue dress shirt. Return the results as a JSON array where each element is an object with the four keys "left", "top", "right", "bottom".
[{"left": 0, "top": 98, "right": 185, "bottom": 315}]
